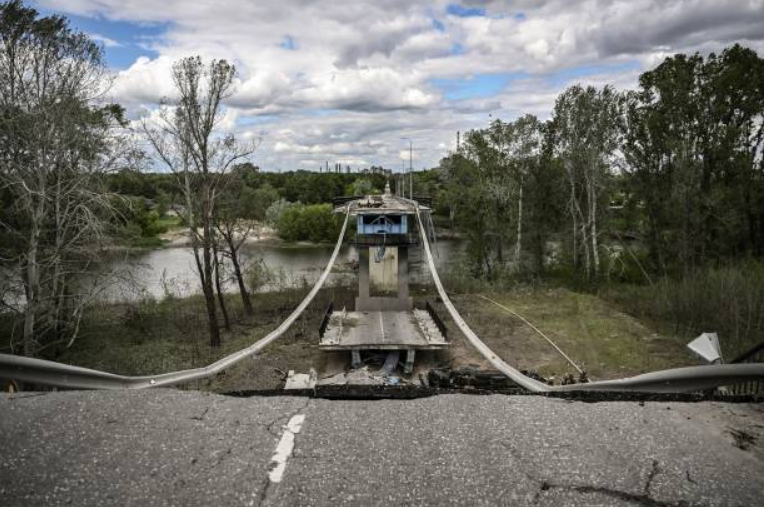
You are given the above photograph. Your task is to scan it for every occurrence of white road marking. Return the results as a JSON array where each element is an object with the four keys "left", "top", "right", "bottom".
[
  {"left": 379, "top": 312, "right": 385, "bottom": 342},
  {"left": 268, "top": 414, "right": 306, "bottom": 483}
]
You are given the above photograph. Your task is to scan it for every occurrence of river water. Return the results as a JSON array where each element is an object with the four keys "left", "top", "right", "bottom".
[{"left": 106, "top": 240, "right": 466, "bottom": 301}]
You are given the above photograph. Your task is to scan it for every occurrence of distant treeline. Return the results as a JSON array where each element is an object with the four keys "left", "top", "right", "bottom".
[
  {"left": 107, "top": 165, "right": 391, "bottom": 205},
  {"left": 105, "top": 165, "right": 446, "bottom": 243}
]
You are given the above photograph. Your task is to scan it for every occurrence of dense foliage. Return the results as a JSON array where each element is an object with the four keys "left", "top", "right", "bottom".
[
  {"left": 276, "top": 203, "right": 345, "bottom": 243},
  {"left": 0, "top": 1, "right": 128, "bottom": 355},
  {"left": 438, "top": 44, "right": 764, "bottom": 283}
]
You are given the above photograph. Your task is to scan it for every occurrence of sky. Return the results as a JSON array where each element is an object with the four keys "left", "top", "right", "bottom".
[{"left": 35, "top": 0, "right": 764, "bottom": 172}]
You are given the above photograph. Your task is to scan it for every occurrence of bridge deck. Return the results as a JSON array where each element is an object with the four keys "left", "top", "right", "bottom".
[{"left": 319, "top": 310, "right": 448, "bottom": 350}]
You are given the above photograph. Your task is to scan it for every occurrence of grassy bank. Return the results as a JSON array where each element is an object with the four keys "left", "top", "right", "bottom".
[
  {"left": 603, "top": 261, "right": 764, "bottom": 362},
  {"left": 50, "top": 285, "right": 356, "bottom": 391},
  {"left": 431, "top": 288, "right": 694, "bottom": 381}
]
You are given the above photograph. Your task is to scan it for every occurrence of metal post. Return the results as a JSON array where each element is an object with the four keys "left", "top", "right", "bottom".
[
  {"left": 405, "top": 349, "right": 415, "bottom": 374},
  {"left": 400, "top": 159, "right": 405, "bottom": 196},
  {"left": 401, "top": 137, "right": 413, "bottom": 200},
  {"left": 409, "top": 142, "right": 413, "bottom": 200}
]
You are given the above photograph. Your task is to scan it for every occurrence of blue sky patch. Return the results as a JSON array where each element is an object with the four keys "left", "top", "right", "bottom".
[
  {"left": 238, "top": 115, "right": 281, "bottom": 125},
  {"left": 280, "top": 35, "right": 297, "bottom": 51},
  {"left": 37, "top": 8, "right": 165, "bottom": 69},
  {"left": 450, "top": 43, "right": 465, "bottom": 56},
  {"left": 547, "top": 60, "right": 641, "bottom": 86},
  {"left": 446, "top": 4, "right": 486, "bottom": 18},
  {"left": 430, "top": 72, "right": 524, "bottom": 100}
]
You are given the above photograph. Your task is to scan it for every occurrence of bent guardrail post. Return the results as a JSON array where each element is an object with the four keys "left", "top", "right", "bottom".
[{"left": 552, "top": 363, "right": 764, "bottom": 393}]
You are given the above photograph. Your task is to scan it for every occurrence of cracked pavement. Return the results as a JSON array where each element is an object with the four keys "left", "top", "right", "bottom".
[{"left": 1, "top": 390, "right": 763, "bottom": 506}]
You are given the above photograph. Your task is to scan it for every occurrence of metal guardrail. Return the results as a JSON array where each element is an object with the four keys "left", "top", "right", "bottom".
[
  {"left": 426, "top": 301, "right": 448, "bottom": 339},
  {"left": 332, "top": 196, "right": 363, "bottom": 207},
  {"left": 355, "top": 233, "right": 418, "bottom": 246},
  {"left": 318, "top": 302, "right": 334, "bottom": 338},
  {"left": 0, "top": 209, "right": 351, "bottom": 390},
  {"left": 729, "top": 340, "right": 764, "bottom": 395}
]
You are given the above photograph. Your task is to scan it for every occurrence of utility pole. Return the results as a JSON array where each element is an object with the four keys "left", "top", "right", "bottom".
[
  {"left": 400, "top": 159, "right": 405, "bottom": 196},
  {"left": 401, "top": 137, "right": 413, "bottom": 200}
]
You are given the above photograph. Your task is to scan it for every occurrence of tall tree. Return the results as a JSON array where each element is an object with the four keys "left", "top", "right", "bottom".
[
  {"left": 505, "top": 115, "right": 544, "bottom": 271},
  {"left": 0, "top": 0, "right": 126, "bottom": 356},
  {"left": 553, "top": 85, "right": 621, "bottom": 280},
  {"left": 143, "top": 56, "right": 255, "bottom": 347},
  {"left": 623, "top": 45, "right": 764, "bottom": 271}
]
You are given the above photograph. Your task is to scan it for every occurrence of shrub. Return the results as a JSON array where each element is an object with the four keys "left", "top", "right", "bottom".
[
  {"left": 607, "top": 261, "right": 764, "bottom": 359},
  {"left": 265, "top": 198, "right": 294, "bottom": 229},
  {"left": 276, "top": 203, "right": 343, "bottom": 242}
]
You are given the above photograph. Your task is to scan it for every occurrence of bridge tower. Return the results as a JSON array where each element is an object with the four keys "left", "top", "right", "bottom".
[
  {"left": 355, "top": 184, "right": 414, "bottom": 313},
  {"left": 320, "top": 184, "right": 449, "bottom": 374}
]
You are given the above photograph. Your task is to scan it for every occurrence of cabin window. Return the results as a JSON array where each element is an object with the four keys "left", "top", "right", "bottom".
[{"left": 358, "top": 214, "right": 408, "bottom": 235}]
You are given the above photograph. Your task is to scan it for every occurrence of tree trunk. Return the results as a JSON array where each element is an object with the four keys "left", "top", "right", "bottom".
[
  {"left": 227, "top": 235, "right": 253, "bottom": 315},
  {"left": 589, "top": 177, "right": 600, "bottom": 278},
  {"left": 569, "top": 175, "right": 578, "bottom": 269},
  {"left": 23, "top": 233, "right": 39, "bottom": 357},
  {"left": 212, "top": 239, "right": 231, "bottom": 331},
  {"left": 23, "top": 191, "right": 45, "bottom": 357},
  {"left": 515, "top": 181, "right": 523, "bottom": 272},
  {"left": 201, "top": 185, "right": 221, "bottom": 347},
  {"left": 581, "top": 220, "right": 591, "bottom": 279}
]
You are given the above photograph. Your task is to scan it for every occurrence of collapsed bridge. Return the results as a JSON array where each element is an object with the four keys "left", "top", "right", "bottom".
[{"left": 1, "top": 186, "right": 764, "bottom": 394}]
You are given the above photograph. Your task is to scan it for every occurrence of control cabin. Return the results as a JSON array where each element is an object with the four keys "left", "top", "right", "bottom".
[{"left": 319, "top": 185, "right": 448, "bottom": 373}]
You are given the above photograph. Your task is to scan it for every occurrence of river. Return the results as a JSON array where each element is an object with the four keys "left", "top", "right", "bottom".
[{"left": 105, "top": 239, "right": 466, "bottom": 301}]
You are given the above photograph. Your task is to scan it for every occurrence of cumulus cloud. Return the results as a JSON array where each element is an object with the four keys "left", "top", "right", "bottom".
[{"left": 40, "top": 0, "right": 764, "bottom": 169}]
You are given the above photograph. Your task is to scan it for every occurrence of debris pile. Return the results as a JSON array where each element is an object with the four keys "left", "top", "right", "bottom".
[
  {"left": 426, "top": 365, "right": 521, "bottom": 389},
  {"left": 316, "top": 367, "right": 402, "bottom": 386}
]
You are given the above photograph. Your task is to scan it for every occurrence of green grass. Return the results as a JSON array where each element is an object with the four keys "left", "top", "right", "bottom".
[
  {"left": 126, "top": 235, "right": 169, "bottom": 248},
  {"left": 155, "top": 215, "right": 182, "bottom": 230},
  {"left": 31, "top": 285, "right": 352, "bottom": 391},
  {"left": 603, "top": 261, "right": 764, "bottom": 362},
  {"left": 444, "top": 287, "right": 695, "bottom": 380}
]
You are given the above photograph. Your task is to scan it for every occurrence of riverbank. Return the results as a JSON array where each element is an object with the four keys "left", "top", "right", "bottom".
[
  {"left": 8, "top": 282, "right": 697, "bottom": 393},
  {"left": 157, "top": 223, "right": 284, "bottom": 248}
]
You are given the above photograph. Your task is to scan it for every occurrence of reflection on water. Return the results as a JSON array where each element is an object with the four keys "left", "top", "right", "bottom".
[{"left": 104, "top": 240, "right": 465, "bottom": 301}]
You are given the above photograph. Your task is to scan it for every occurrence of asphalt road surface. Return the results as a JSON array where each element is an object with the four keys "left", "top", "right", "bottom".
[{"left": 2, "top": 390, "right": 763, "bottom": 506}]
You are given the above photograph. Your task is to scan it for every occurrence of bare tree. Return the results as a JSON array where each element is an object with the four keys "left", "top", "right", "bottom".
[
  {"left": 0, "top": 1, "right": 127, "bottom": 356},
  {"left": 142, "top": 56, "right": 255, "bottom": 347}
]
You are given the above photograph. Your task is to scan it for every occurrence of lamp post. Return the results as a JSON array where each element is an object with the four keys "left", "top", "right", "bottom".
[
  {"left": 401, "top": 137, "right": 413, "bottom": 200},
  {"left": 400, "top": 159, "right": 405, "bottom": 196}
]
